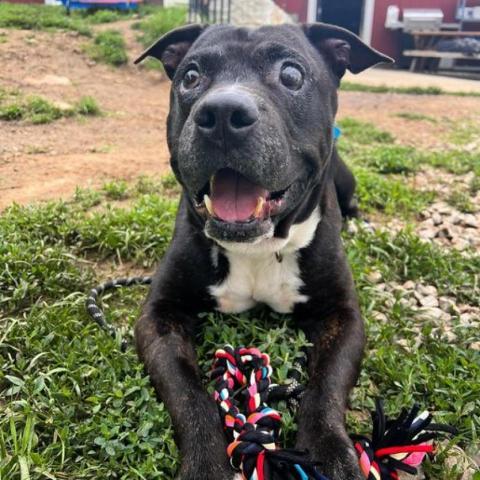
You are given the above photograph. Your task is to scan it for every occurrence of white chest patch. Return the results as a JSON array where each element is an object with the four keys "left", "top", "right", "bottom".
[{"left": 209, "top": 208, "right": 321, "bottom": 314}]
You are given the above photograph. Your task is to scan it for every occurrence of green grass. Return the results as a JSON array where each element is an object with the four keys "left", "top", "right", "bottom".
[
  {"left": 85, "top": 30, "right": 128, "bottom": 66},
  {"left": 0, "top": 92, "right": 101, "bottom": 124},
  {"left": 76, "top": 8, "right": 135, "bottom": 24},
  {"left": 103, "top": 179, "right": 130, "bottom": 200},
  {"left": 354, "top": 167, "right": 434, "bottom": 215},
  {"left": 337, "top": 118, "right": 434, "bottom": 216},
  {"left": 421, "top": 150, "right": 480, "bottom": 177},
  {"left": 0, "top": 3, "right": 150, "bottom": 36},
  {"left": 75, "top": 95, "right": 102, "bottom": 116},
  {"left": 357, "top": 144, "right": 418, "bottom": 175},
  {"left": 337, "top": 118, "right": 480, "bottom": 217},
  {"left": 447, "top": 190, "right": 476, "bottom": 214},
  {"left": 341, "top": 81, "right": 480, "bottom": 98},
  {"left": 394, "top": 112, "right": 437, "bottom": 123},
  {"left": 133, "top": 5, "right": 186, "bottom": 48},
  {"left": 0, "top": 3, "right": 92, "bottom": 36},
  {"left": 338, "top": 117, "right": 394, "bottom": 145},
  {"left": 1, "top": 169, "right": 479, "bottom": 478}
]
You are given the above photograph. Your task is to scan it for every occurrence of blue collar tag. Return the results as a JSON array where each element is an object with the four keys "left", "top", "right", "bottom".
[{"left": 333, "top": 125, "right": 342, "bottom": 140}]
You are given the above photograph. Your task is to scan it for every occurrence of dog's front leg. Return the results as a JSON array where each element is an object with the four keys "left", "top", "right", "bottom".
[
  {"left": 135, "top": 311, "right": 232, "bottom": 480},
  {"left": 294, "top": 305, "right": 365, "bottom": 480}
]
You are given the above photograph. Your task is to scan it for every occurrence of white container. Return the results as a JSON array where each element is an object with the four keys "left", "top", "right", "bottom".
[
  {"left": 385, "top": 5, "right": 402, "bottom": 29},
  {"left": 403, "top": 9, "right": 444, "bottom": 32}
]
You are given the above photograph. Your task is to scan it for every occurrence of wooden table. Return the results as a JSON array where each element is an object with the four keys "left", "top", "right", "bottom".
[{"left": 404, "top": 30, "right": 480, "bottom": 72}]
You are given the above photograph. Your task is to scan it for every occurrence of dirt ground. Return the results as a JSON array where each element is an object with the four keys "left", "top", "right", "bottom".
[{"left": 1, "top": 21, "right": 480, "bottom": 210}]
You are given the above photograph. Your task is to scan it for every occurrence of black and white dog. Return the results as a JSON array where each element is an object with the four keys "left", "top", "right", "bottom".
[{"left": 134, "top": 23, "right": 392, "bottom": 480}]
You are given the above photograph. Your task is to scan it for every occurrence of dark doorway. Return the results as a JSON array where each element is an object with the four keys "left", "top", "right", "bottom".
[
  {"left": 188, "top": 0, "right": 231, "bottom": 24},
  {"left": 317, "top": 0, "right": 364, "bottom": 35}
]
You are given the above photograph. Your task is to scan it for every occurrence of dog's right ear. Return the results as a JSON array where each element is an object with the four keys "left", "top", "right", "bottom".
[{"left": 134, "top": 24, "right": 206, "bottom": 80}]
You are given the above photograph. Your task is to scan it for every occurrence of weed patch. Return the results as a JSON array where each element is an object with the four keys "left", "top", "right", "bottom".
[
  {"left": 85, "top": 30, "right": 128, "bottom": 66},
  {"left": 338, "top": 117, "right": 394, "bottom": 145},
  {"left": 103, "top": 179, "right": 130, "bottom": 200},
  {"left": 394, "top": 112, "right": 437, "bottom": 123},
  {"left": 358, "top": 145, "right": 418, "bottom": 175},
  {"left": 0, "top": 3, "right": 91, "bottom": 35},
  {"left": 134, "top": 6, "right": 186, "bottom": 48},
  {"left": 0, "top": 91, "right": 101, "bottom": 124},
  {"left": 447, "top": 190, "right": 476, "bottom": 213},
  {"left": 353, "top": 167, "right": 434, "bottom": 215},
  {"left": 336, "top": 119, "right": 434, "bottom": 216},
  {"left": 421, "top": 150, "right": 480, "bottom": 177}
]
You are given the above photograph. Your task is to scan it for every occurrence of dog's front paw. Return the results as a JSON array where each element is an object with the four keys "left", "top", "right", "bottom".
[{"left": 301, "top": 433, "right": 364, "bottom": 480}]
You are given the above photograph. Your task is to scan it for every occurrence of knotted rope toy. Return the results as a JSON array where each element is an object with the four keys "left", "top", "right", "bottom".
[
  {"left": 211, "top": 345, "right": 455, "bottom": 480},
  {"left": 211, "top": 345, "right": 327, "bottom": 480},
  {"left": 352, "top": 400, "right": 455, "bottom": 480},
  {"left": 85, "top": 277, "right": 455, "bottom": 480}
]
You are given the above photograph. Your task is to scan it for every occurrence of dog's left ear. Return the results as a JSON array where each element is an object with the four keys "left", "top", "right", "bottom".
[
  {"left": 134, "top": 24, "right": 207, "bottom": 79},
  {"left": 303, "top": 23, "right": 393, "bottom": 79}
]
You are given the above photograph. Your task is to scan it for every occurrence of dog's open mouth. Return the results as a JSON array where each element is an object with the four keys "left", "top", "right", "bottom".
[{"left": 195, "top": 168, "right": 288, "bottom": 223}]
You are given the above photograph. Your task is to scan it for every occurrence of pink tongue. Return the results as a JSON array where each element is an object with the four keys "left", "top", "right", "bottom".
[{"left": 211, "top": 169, "right": 267, "bottom": 222}]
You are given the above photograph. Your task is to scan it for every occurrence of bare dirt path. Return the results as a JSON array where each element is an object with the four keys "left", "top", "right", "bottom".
[
  {"left": 0, "top": 24, "right": 170, "bottom": 209},
  {"left": 1, "top": 22, "right": 480, "bottom": 210}
]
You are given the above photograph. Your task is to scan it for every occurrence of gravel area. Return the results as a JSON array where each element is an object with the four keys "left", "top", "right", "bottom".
[{"left": 417, "top": 201, "right": 479, "bottom": 252}]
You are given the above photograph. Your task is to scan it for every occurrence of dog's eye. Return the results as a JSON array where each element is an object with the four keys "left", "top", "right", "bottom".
[
  {"left": 280, "top": 64, "right": 303, "bottom": 90},
  {"left": 183, "top": 69, "right": 200, "bottom": 89}
]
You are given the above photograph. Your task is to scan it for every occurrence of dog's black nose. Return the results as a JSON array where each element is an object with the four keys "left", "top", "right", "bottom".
[{"left": 194, "top": 89, "right": 259, "bottom": 142}]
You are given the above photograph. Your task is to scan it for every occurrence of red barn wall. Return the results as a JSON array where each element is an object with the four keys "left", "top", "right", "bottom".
[
  {"left": 274, "top": 0, "right": 308, "bottom": 22},
  {"left": 371, "top": 0, "right": 459, "bottom": 60}
]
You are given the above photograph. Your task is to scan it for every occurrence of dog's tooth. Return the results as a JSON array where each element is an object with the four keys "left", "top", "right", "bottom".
[
  {"left": 254, "top": 197, "right": 265, "bottom": 218},
  {"left": 204, "top": 194, "right": 213, "bottom": 215}
]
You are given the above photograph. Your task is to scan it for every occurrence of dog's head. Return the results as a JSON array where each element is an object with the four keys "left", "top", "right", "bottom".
[{"left": 136, "top": 23, "right": 391, "bottom": 245}]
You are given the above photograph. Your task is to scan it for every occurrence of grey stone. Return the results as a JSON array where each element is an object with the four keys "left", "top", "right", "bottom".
[{"left": 432, "top": 212, "right": 443, "bottom": 226}]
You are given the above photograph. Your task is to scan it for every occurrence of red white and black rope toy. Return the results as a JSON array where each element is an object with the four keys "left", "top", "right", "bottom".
[
  {"left": 211, "top": 346, "right": 326, "bottom": 480},
  {"left": 211, "top": 346, "right": 455, "bottom": 480},
  {"left": 85, "top": 277, "right": 456, "bottom": 480}
]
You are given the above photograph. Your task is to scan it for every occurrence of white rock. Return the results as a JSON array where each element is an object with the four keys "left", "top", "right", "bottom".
[
  {"left": 470, "top": 342, "right": 480, "bottom": 351},
  {"left": 367, "top": 271, "right": 383, "bottom": 284},
  {"left": 372, "top": 311, "right": 388, "bottom": 322},
  {"left": 463, "top": 214, "right": 478, "bottom": 228},
  {"left": 418, "top": 285, "right": 438, "bottom": 296},
  {"left": 417, "top": 307, "right": 444, "bottom": 321},
  {"left": 419, "top": 295, "right": 439, "bottom": 308},
  {"left": 402, "top": 280, "right": 416, "bottom": 290},
  {"left": 418, "top": 228, "right": 436, "bottom": 240},
  {"left": 396, "top": 339, "right": 410, "bottom": 351},
  {"left": 346, "top": 222, "right": 358, "bottom": 235}
]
